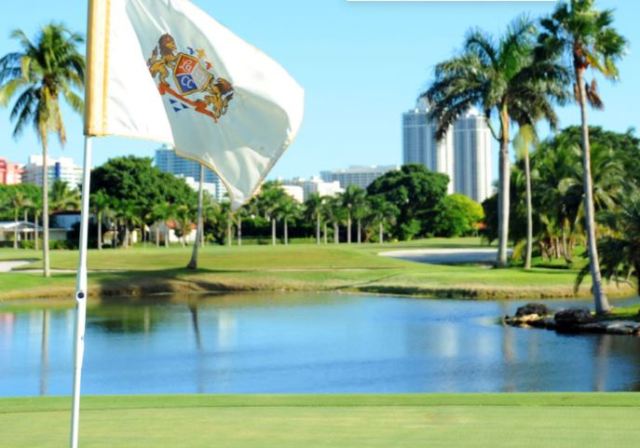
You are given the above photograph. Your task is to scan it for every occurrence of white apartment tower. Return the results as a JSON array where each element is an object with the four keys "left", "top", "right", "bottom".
[
  {"left": 453, "top": 109, "right": 493, "bottom": 204},
  {"left": 403, "top": 98, "right": 454, "bottom": 194},
  {"left": 402, "top": 100, "right": 492, "bottom": 203}
]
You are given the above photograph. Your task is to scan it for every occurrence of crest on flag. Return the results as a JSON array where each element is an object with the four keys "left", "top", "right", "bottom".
[{"left": 147, "top": 33, "right": 234, "bottom": 122}]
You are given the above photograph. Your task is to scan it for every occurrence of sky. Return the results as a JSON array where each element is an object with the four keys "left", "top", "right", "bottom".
[{"left": 0, "top": 0, "right": 638, "bottom": 181}]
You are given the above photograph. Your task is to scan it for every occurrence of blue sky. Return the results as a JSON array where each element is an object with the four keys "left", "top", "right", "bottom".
[{"left": 0, "top": 0, "right": 638, "bottom": 180}]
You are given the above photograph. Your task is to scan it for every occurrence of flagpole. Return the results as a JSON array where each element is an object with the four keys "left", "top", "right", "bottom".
[
  {"left": 70, "top": 135, "right": 93, "bottom": 448},
  {"left": 187, "top": 164, "right": 205, "bottom": 270}
]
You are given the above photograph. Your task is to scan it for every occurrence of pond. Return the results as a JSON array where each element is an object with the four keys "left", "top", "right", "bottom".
[{"left": 1, "top": 293, "right": 639, "bottom": 397}]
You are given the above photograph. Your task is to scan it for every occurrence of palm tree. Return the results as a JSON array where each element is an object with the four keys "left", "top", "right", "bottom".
[
  {"left": 10, "top": 189, "right": 27, "bottom": 249},
  {"left": 422, "top": 17, "right": 567, "bottom": 267},
  {"left": 49, "top": 180, "right": 80, "bottom": 213},
  {"left": 514, "top": 126, "right": 537, "bottom": 269},
  {"left": 341, "top": 185, "right": 367, "bottom": 244},
  {"left": 304, "top": 193, "right": 324, "bottom": 245},
  {"left": 538, "top": 0, "right": 627, "bottom": 314},
  {"left": 278, "top": 195, "right": 300, "bottom": 246},
  {"left": 367, "top": 196, "right": 399, "bottom": 244},
  {"left": 90, "top": 191, "right": 110, "bottom": 251},
  {"left": 0, "top": 24, "right": 85, "bottom": 277},
  {"left": 324, "top": 196, "right": 347, "bottom": 244}
]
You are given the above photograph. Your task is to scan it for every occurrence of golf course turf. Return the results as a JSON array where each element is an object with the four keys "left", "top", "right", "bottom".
[
  {"left": 2, "top": 394, "right": 639, "bottom": 447},
  {"left": 0, "top": 238, "right": 635, "bottom": 301}
]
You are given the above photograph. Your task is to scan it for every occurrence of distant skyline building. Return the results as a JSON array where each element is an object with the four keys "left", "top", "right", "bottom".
[
  {"left": 453, "top": 110, "right": 493, "bottom": 204},
  {"left": 281, "top": 176, "right": 344, "bottom": 201},
  {"left": 402, "top": 100, "right": 492, "bottom": 203},
  {"left": 154, "top": 145, "right": 226, "bottom": 202},
  {"left": 22, "top": 155, "right": 82, "bottom": 189},
  {"left": 403, "top": 99, "right": 454, "bottom": 194},
  {"left": 320, "top": 165, "right": 399, "bottom": 190},
  {"left": 0, "top": 158, "right": 23, "bottom": 185}
]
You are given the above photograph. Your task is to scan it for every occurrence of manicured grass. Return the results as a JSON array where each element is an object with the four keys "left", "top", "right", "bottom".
[
  {"left": 1, "top": 394, "right": 639, "bottom": 447},
  {"left": 0, "top": 239, "right": 635, "bottom": 301}
]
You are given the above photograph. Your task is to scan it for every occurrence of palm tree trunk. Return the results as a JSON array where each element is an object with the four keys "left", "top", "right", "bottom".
[
  {"left": 333, "top": 222, "right": 339, "bottom": 244},
  {"left": 284, "top": 218, "right": 289, "bottom": 245},
  {"left": 524, "top": 148, "right": 533, "bottom": 270},
  {"left": 164, "top": 226, "right": 169, "bottom": 247},
  {"left": 379, "top": 222, "right": 384, "bottom": 244},
  {"left": 323, "top": 223, "right": 328, "bottom": 245},
  {"left": 155, "top": 223, "right": 160, "bottom": 247},
  {"left": 34, "top": 213, "right": 39, "bottom": 251},
  {"left": 316, "top": 213, "right": 321, "bottom": 245},
  {"left": 347, "top": 214, "right": 352, "bottom": 244},
  {"left": 227, "top": 220, "right": 232, "bottom": 246},
  {"left": 237, "top": 216, "right": 242, "bottom": 246},
  {"left": 23, "top": 210, "right": 28, "bottom": 244},
  {"left": 97, "top": 211, "right": 103, "bottom": 251},
  {"left": 13, "top": 209, "right": 18, "bottom": 250},
  {"left": 357, "top": 219, "right": 362, "bottom": 244},
  {"left": 42, "top": 144, "right": 50, "bottom": 277},
  {"left": 496, "top": 110, "right": 511, "bottom": 268},
  {"left": 576, "top": 68, "right": 610, "bottom": 314},
  {"left": 271, "top": 218, "right": 276, "bottom": 246}
]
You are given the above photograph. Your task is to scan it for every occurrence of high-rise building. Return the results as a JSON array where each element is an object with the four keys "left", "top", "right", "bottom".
[
  {"left": 320, "top": 165, "right": 399, "bottom": 190},
  {"left": 0, "top": 158, "right": 23, "bottom": 185},
  {"left": 154, "top": 145, "right": 226, "bottom": 202},
  {"left": 402, "top": 99, "right": 454, "bottom": 194},
  {"left": 22, "top": 155, "right": 83, "bottom": 189},
  {"left": 402, "top": 101, "right": 493, "bottom": 203},
  {"left": 453, "top": 109, "right": 493, "bottom": 204}
]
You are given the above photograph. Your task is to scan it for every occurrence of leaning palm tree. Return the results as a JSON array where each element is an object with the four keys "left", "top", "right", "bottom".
[
  {"left": 422, "top": 17, "right": 568, "bottom": 267},
  {"left": 0, "top": 24, "right": 84, "bottom": 277},
  {"left": 277, "top": 195, "right": 300, "bottom": 246},
  {"left": 539, "top": 0, "right": 627, "bottom": 313}
]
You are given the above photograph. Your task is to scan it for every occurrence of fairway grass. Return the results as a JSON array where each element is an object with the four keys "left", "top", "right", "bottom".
[
  {"left": 2, "top": 394, "right": 639, "bottom": 447},
  {"left": 0, "top": 239, "right": 635, "bottom": 301}
]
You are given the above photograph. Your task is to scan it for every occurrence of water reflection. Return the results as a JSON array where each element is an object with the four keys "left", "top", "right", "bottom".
[{"left": 0, "top": 293, "right": 639, "bottom": 397}]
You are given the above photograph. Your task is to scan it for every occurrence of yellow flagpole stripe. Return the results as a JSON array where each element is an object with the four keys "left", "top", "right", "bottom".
[{"left": 84, "top": 0, "right": 111, "bottom": 137}]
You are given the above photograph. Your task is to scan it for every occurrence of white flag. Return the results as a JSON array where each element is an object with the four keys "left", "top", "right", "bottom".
[{"left": 85, "top": 0, "right": 304, "bottom": 208}]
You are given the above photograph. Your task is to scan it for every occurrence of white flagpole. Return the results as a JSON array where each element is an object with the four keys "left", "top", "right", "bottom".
[{"left": 70, "top": 135, "right": 93, "bottom": 448}]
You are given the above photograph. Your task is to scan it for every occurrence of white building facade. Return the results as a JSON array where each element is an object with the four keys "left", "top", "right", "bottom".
[
  {"left": 402, "top": 101, "right": 493, "bottom": 203},
  {"left": 320, "top": 165, "right": 399, "bottom": 190},
  {"left": 281, "top": 176, "right": 344, "bottom": 201},
  {"left": 22, "top": 155, "right": 83, "bottom": 189}
]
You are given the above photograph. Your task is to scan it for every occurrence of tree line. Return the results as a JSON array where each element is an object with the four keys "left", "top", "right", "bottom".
[{"left": 0, "top": 159, "right": 485, "bottom": 249}]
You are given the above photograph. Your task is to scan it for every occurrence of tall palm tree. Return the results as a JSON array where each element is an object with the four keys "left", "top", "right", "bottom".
[
  {"left": 0, "top": 24, "right": 85, "bottom": 277},
  {"left": 304, "top": 193, "right": 324, "bottom": 245},
  {"left": 422, "top": 17, "right": 567, "bottom": 267},
  {"left": 514, "top": 126, "right": 538, "bottom": 270},
  {"left": 539, "top": 0, "right": 627, "bottom": 314}
]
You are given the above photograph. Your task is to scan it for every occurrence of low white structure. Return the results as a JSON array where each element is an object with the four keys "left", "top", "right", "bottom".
[
  {"left": 148, "top": 221, "right": 197, "bottom": 245},
  {"left": 281, "top": 176, "right": 344, "bottom": 201},
  {"left": 0, "top": 221, "right": 67, "bottom": 243},
  {"left": 281, "top": 185, "right": 304, "bottom": 203}
]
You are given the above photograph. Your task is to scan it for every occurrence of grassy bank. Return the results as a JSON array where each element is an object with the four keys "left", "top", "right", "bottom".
[
  {"left": 2, "top": 394, "right": 639, "bottom": 447},
  {"left": 0, "top": 238, "right": 635, "bottom": 301}
]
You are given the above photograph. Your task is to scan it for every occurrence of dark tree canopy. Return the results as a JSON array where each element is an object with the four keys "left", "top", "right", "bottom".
[{"left": 367, "top": 164, "right": 449, "bottom": 240}]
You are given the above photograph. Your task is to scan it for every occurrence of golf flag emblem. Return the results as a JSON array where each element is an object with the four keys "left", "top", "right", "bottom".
[{"left": 148, "top": 34, "right": 234, "bottom": 122}]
